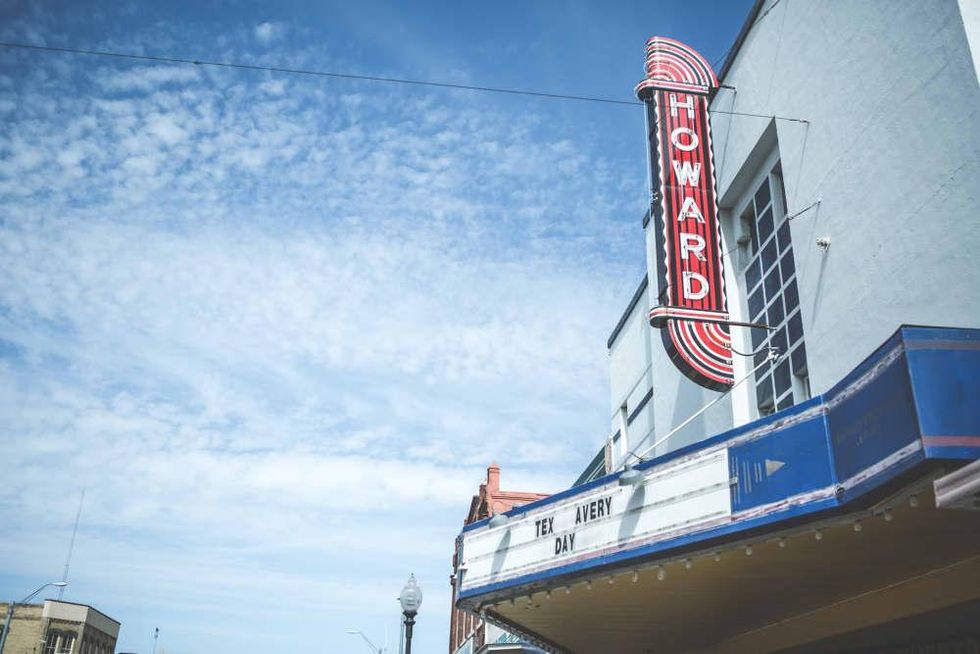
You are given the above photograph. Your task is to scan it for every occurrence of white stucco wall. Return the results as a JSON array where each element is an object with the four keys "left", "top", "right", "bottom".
[
  {"left": 607, "top": 280, "right": 655, "bottom": 466},
  {"left": 959, "top": 0, "right": 980, "bottom": 82},
  {"left": 606, "top": 274, "right": 733, "bottom": 463},
  {"left": 712, "top": 0, "right": 980, "bottom": 399}
]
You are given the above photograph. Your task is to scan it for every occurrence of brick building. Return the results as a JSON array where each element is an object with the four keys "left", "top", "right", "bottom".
[{"left": 449, "top": 464, "right": 548, "bottom": 654}]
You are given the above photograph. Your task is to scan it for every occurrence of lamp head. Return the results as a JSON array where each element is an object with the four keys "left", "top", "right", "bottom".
[
  {"left": 618, "top": 463, "right": 644, "bottom": 487},
  {"left": 399, "top": 573, "right": 423, "bottom": 614}
]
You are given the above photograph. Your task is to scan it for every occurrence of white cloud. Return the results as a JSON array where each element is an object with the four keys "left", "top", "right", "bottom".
[
  {"left": 0, "top": 14, "right": 646, "bottom": 654},
  {"left": 98, "top": 65, "right": 201, "bottom": 93},
  {"left": 259, "top": 78, "right": 286, "bottom": 96},
  {"left": 145, "top": 112, "right": 189, "bottom": 145},
  {"left": 254, "top": 21, "right": 284, "bottom": 44}
]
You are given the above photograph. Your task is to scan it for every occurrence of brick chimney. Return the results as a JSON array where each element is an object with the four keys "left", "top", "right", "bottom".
[{"left": 487, "top": 461, "right": 500, "bottom": 495}]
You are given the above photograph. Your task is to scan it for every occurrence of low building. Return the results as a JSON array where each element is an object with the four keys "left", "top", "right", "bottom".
[
  {"left": 449, "top": 464, "right": 549, "bottom": 654},
  {"left": 452, "top": 0, "right": 980, "bottom": 652},
  {"left": 0, "top": 600, "right": 120, "bottom": 654}
]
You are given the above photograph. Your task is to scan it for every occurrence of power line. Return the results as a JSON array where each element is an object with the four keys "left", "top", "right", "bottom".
[
  {"left": 755, "top": 0, "right": 787, "bottom": 25},
  {"left": 0, "top": 40, "right": 809, "bottom": 123},
  {"left": 0, "top": 40, "right": 639, "bottom": 106},
  {"left": 710, "top": 45, "right": 734, "bottom": 72}
]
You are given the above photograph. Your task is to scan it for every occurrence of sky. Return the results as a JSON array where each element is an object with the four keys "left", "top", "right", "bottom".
[{"left": 0, "top": 1, "right": 752, "bottom": 652}]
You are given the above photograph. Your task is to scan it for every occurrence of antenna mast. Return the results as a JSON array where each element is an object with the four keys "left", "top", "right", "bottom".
[{"left": 59, "top": 488, "right": 85, "bottom": 599}]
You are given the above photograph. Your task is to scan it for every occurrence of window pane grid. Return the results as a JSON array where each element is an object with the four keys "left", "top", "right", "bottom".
[{"left": 741, "top": 166, "right": 809, "bottom": 416}]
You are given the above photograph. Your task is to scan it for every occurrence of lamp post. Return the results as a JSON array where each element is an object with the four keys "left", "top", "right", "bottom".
[
  {"left": 398, "top": 574, "right": 422, "bottom": 654},
  {"left": 0, "top": 582, "right": 68, "bottom": 654}
]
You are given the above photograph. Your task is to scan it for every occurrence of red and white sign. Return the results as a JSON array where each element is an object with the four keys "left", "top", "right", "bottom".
[{"left": 636, "top": 37, "right": 734, "bottom": 391}]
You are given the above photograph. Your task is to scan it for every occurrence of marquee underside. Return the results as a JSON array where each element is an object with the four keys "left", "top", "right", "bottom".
[{"left": 479, "top": 487, "right": 980, "bottom": 653}]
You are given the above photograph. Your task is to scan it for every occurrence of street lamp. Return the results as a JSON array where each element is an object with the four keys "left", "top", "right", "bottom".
[
  {"left": 346, "top": 629, "right": 384, "bottom": 653},
  {"left": 398, "top": 574, "right": 422, "bottom": 654},
  {"left": 0, "top": 582, "right": 68, "bottom": 654}
]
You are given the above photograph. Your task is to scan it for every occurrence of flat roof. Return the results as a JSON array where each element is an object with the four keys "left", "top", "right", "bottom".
[
  {"left": 606, "top": 274, "right": 647, "bottom": 349},
  {"left": 717, "top": 0, "right": 766, "bottom": 84},
  {"left": 43, "top": 599, "right": 121, "bottom": 628}
]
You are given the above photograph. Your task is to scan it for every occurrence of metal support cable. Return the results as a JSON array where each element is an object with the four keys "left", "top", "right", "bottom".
[{"left": 629, "top": 346, "right": 782, "bottom": 462}]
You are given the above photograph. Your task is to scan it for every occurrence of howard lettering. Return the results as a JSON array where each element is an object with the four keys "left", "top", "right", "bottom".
[{"left": 667, "top": 92, "right": 711, "bottom": 303}]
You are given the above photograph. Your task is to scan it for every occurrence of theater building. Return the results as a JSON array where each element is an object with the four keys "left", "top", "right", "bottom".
[{"left": 452, "top": 1, "right": 980, "bottom": 652}]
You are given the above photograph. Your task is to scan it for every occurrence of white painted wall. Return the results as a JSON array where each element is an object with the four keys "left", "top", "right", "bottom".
[
  {"left": 606, "top": 272, "right": 732, "bottom": 463},
  {"left": 607, "top": 281, "right": 654, "bottom": 466},
  {"left": 712, "top": 0, "right": 980, "bottom": 399},
  {"left": 959, "top": 0, "right": 980, "bottom": 82}
]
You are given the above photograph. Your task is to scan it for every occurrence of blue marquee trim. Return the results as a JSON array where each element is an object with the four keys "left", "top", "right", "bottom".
[{"left": 459, "top": 325, "right": 980, "bottom": 600}]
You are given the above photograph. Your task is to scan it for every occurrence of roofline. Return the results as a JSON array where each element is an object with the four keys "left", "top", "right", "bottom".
[
  {"left": 43, "top": 599, "right": 121, "bottom": 627},
  {"left": 717, "top": 0, "right": 766, "bottom": 83},
  {"left": 494, "top": 491, "right": 550, "bottom": 501},
  {"left": 606, "top": 274, "right": 648, "bottom": 349},
  {"left": 572, "top": 447, "right": 606, "bottom": 487}
]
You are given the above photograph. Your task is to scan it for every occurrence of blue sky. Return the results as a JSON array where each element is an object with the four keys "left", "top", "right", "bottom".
[{"left": 0, "top": 1, "right": 751, "bottom": 652}]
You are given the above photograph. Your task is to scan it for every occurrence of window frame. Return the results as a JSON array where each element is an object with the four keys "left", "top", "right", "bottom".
[
  {"left": 57, "top": 632, "right": 76, "bottom": 654},
  {"left": 725, "top": 155, "right": 810, "bottom": 421}
]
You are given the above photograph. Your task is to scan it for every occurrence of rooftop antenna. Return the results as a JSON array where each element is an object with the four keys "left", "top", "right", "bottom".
[{"left": 58, "top": 488, "right": 85, "bottom": 599}]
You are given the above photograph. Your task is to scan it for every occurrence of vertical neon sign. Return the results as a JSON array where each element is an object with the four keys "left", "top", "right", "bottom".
[{"left": 636, "top": 37, "right": 734, "bottom": 391}]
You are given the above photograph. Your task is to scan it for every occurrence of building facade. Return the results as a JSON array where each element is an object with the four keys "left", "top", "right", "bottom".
[
  {"left": 0, "top": 600, "right": 119, "bottom": 654},
  {"left": 453, "top": 1, "right": 980, "bottom": 652},
  {"left": 604, "top": 0, "right": 980, "bottom": 470}
]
